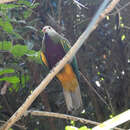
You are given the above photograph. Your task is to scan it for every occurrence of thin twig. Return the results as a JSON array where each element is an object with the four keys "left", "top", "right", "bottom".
[
  {"left": 73, "top": 0, "right": 88, "bottom": 9},
  {"left": 109, "top": 2, "right": 130, "bottom": 15},
  {"left": 26, "top": 110, "right": 125, "bottom": 130},
  {"left": 31, "top": 0, "right": 36, "bottom": 6},
  {"left": 124, "top": 25, "right": 130, "bottom": 30},
  {"left": 79, "top": 71, "right": 111, "bottom": 110}
]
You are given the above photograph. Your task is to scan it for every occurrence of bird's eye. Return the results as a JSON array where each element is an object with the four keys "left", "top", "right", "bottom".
[{"left": 48, "top": 27, "right": 51, "bottom": 29}]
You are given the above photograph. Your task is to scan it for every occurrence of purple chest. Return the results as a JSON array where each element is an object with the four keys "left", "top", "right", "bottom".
[{"left": 44, "top": 34, "right": 66, "bottom": 69}]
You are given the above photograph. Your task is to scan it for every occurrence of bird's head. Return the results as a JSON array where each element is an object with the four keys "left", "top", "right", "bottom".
[{"left": 42, "top": 26, "right": 57, "bottom": 36}]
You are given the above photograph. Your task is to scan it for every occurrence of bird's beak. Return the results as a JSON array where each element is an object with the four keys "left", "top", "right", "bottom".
[{"left": 42, "top": 28, "right": 46, "bottom": 33}]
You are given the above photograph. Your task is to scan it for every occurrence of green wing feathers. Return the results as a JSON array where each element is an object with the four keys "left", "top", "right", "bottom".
[{"left": 60, "top": 38, "right": 80, "bottom": 80}]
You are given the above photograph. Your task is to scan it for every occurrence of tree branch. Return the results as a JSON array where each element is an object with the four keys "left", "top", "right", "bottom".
[
  {"left": 0, "top": 0, "right": 120, "bottom": 129},
  {"left": 93, "top": 109, "right": 130, "bottom": 130},
  {"left": 26, "top": 110, "right": 99, "bottom": 126},
  {"left": 25, "top": 110, "right": 124, "bottom": 130},
  {"left": 0, "top": 0, "right": 16, "bottom": 4}
]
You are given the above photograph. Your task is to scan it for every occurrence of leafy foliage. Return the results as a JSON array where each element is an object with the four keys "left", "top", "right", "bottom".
[
  {"left": 0, "top": 1, "right": 42, "bottom": 127},
  {"left": 0, "top": 76, "right": 20, "bottom": 83},
  {"left": 0, "top": 18, "right": 13, "bottom": 33},
  {"left": 10, "top": 44, "right": 28, "bottom": 57},
  {"left": 0, "top": 41, "right": 12, "bottom": 50},
  {"left": 65, "top": 126, "right": 90, "bottom": 130},
  {"left": 0, "top": 68, "right": 14, "bottom": 75}
]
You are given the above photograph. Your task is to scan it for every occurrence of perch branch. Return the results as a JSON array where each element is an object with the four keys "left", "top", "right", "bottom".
[
  {"left": 26, "top": 110, "right": 124, "bottom": 130},
  {"left": 0, "top": 0, "right": 120, "bottom": 130},
  {"left": 26, "top": 110, "right": 99, "bottom": 126}
]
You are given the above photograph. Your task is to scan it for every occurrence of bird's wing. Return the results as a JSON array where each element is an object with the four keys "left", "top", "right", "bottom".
[
  {"left": 59, "top": 37, "right": 80, "bottom": 80},
  {"left": 40, "top": 51, "right": 48, "bottom": 67},
  {"left": 40, "top": 35, "right": 49, "bottom": 71},
  {"left": 42, "top": 34, "right": 46, "bottom": 52}
]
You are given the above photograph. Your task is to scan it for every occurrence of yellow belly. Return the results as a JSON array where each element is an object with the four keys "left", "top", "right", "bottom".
[{"left": 56, "top": 64, "right": 78, "bottom": 92}]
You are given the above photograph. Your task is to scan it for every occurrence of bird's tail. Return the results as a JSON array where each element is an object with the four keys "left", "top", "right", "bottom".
[
  {"left": 56, "top": 64, "right": 83, "bottom": 114},
  {"left": 63, "top": 85, "right": 83, "bottom": 115}
]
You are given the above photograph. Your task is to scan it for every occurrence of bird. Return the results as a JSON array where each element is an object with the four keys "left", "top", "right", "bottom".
[{"left": 40, "top": 26, "right": 83, "bottom": 114}]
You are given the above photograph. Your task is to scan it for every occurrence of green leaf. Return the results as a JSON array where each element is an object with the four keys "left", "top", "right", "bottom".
[
  {"left": 109, "top": 114, "right": 114, "bottom": 118},
  {"left": 79, "top": 126, "right": 89, "bottom": 130},
  {"left": 9, "top": 87, "right": 13, "bottom": 92},
  {"left": 0, "top": 18, "right": 13, "bottom": 33},
  {"left": 97, "top": 72, "right": 100, "bottom": 75},
  {"left": 23, "top": 10, "right": 32, "bottom": 19},
  {"left": 27, "top": 51, "right": 42, "bottom": 64},
  {"left": 120, "top": 23, "right": 124, "bottom": 28},
  {"left": 70, "top": 120, "right": 75, "bottom": 126},
  {"left": 106, "top": 16, "right": 110, "bottom": 20},
  {"left": 12, "top": 32, "right": 23, "bottom": 40},
  {"left": 65, "top": 126, "right": 78, "bottom": 130},
  {"left": 17, "top": 0, "right": 31, "bottom": 7},
  {"left": 0, "top": 4, "right": 21, "bottom": 10},
  {"left": 0, "top": 76, "right": 20, "bottom": 83},
  {"left": 0, "top": 18, "right": 22, "bottom": 39},
  {"left": 12, "top": 83, "right": 20, "bottom": 92},
  {"left": 21, "top": 74, "right": 30, "bottom": 88},
  {"left": 0, "top": 41, "right": 12, "bottom": 50},
  {"left": 120, "top": 16, "right": 122, "bottom": 20},
  {"left": 100, "top": 77, "right": 104, "bottom": 81},
  {"left": 0, "top": 68, "right": 15, "bottom": 75},
  {"left": 121, "top": 34, "right": 126, "bottom": 41},
  {"left": 10, "top": 45, "right": 28, "bottom": 57},
  {"left": 26, "top": 49, "right": 37, "bottom": 55},
  {"left": 0, "top": 105, "right": 3, "bottom": 110},
  {"left": 8, "top": 128, "right": 13, "bottom": 130}
]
